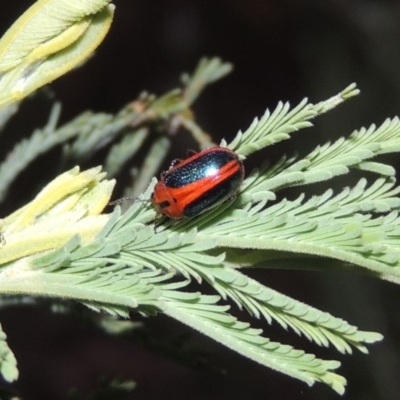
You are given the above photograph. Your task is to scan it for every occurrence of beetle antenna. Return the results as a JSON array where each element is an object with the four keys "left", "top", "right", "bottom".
[{"left": 109, "top": 196, "right": 140, "bottom": 206}]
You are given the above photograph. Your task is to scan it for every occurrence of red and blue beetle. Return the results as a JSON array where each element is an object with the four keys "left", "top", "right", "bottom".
[
  {"left": 111, "top": 146, "right": 245, "bottom": 220},
  {"left": 151, "top": 146, "right": 244, "bottom": 219}
]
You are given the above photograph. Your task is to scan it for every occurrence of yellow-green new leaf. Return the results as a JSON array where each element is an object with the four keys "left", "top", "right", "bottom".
[
  {"left": 0, "top": 166, "right": 115, "bottom": 267},
  {"left": 0, "top": 0, "right": 115, "bottom": 109}
]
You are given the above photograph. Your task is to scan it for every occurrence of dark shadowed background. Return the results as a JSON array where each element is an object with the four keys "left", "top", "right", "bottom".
[{"left": 1, "top": 1, "right": 400, "bottom": 399}]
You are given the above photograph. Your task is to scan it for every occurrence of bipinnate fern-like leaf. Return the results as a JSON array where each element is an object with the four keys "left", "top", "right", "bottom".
[
  {"left": 0, "top": 10, "right": 394, "bottom": 390},
  {"left": 0, "top": 1, "right": 385, "bottom": 394},
  {"left": 0, "top": 81, "right": 393, "bottom": 393}
]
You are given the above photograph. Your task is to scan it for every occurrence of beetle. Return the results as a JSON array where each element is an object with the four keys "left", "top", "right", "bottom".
[{"left": 151, "top": 146, "right": 245, "bottom": 219}]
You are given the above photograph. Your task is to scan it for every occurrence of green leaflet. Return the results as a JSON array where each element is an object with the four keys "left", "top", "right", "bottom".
[
  {"left": 0, "top": 324, "right": 18, "bottom": 382},
  {"left": 0, "top": 0, "right": 115, "bottom": 109},
  {"left": 230, "top": 83, "right": 359, "bottom": 157},
  {"left": 196, "top": 175, "right": 400, "bottom": 281},
  {"left": 105, "top": 128, "right": 149, "bottom": 178},
  {"left": 146, "top": 224, "right": 382, "bottom": 355},
  {"left": 182, "top": 57, "right": 233, "bottom": 105},
  {"left": 162, "top": 291, "right": 346, "bottom": 394},
  {"left": 202, "top": 265, "right": 383, "bottom": 354}
]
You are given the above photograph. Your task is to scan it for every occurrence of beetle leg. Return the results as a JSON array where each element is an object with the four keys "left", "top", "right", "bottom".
[{"left": 169, "top": 158, "right": 183, "bottom": 168}]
